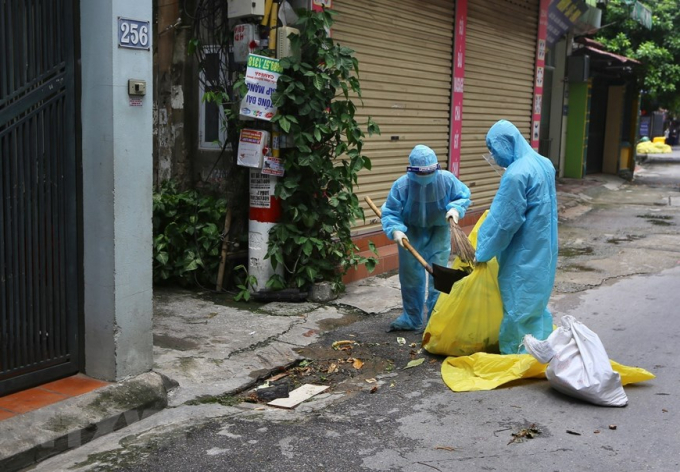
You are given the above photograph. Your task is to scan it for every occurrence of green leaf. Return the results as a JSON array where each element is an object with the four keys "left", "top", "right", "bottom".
[
  {"left": 155, "top": 251, "right": 169, "bottom": 265},
  {"left": 305, "top": 266, "right": 317, "bottom": 282},
  {"left": 404, "top": 358, "right": 425, "bottom": 369},
  {"left": 279, "top": 116, "right": 291, "bottom": 133},
  {"left": 302, "top": 240, "right": 313, "bottom": 256},
  {"left": 365, "top": 258, "right": 377, "bottom": 273},
  {"left": 367, "top": 117, "right": 381, "bottom": 136}
]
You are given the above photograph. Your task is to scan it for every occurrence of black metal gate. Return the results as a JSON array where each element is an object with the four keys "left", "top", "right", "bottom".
[{"left": 0, "top": 0, "right": 79, "bottom": 395}]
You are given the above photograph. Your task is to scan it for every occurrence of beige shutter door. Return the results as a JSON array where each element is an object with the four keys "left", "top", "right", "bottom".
[
  {"left": 332, "top": 0, "right": 456, "bottom": 234},
  {"left": 461, "top": 0, "right": 539, "bottom": 209}
]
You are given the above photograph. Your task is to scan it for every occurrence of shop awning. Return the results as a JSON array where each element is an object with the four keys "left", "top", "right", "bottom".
[{"left": 580, "top": 45, "right": 641, "bottom": 65}]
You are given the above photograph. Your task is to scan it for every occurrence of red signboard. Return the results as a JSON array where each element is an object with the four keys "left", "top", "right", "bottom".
[
  {"left": 531, "top": 0, "right": 550, "bottom": 151},
  {"left": 448, "top": 0, "right": 467, "bottom": 177}
]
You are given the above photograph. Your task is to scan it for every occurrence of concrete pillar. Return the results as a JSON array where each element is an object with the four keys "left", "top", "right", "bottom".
[{"left": 80, "top": 0, "right": 154, "bottom": 380}]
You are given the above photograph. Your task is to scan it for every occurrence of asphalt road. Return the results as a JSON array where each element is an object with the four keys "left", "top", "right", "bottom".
[
  {"left": 109, "top": 261, "right": 680, "bottom": 472},
  {"left": 35, "top": 156, "right": 680, "bottom": 472}
]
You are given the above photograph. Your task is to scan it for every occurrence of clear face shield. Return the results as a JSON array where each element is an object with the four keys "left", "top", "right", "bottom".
[
  {"left": 403, "top": 162, "right": 447, "bottom": 226},
  {"left": 407, "top": 162, "right": 440, "bottom": 175},
  {"left": 407, "top": 163, "right": 440, "bottom": 185},
  {"left": 482, "top": 153, "right": 505, "bottom": 177}
]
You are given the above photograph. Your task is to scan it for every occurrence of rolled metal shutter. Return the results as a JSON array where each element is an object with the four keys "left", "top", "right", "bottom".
[
  {"left": 461, "top": 0, "right": 539, "bottom": 210},
  {"left": 332, "top": 0, "right": 455, "bottom": 234}
]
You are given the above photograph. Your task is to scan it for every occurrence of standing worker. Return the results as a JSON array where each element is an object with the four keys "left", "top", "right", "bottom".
[
  {"left": 475, "top": 120, "right": 558, "bottom": 354},
  {"left": 381, "top": 145, "right": 471, "bottom": 332}
]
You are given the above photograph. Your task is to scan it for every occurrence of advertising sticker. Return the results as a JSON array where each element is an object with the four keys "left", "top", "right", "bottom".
[{"left": 239, "top": 54, "right": 282, "bottom": 121}]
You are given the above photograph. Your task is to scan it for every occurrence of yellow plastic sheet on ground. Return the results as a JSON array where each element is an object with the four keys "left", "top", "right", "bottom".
[
  {"left": 423, "top": 211, "right": 503, "bottom": 357},
  {"left": 441, "top": 352, "right": 655, "bottom": 392}
]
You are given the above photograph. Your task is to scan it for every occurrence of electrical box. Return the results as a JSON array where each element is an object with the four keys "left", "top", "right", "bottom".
[
  {"left": 237, "top": 129, "right": 270, "bottom": 168},
  {"left": 273, "top": 26, "right": 299, "bottom": 58},
  {"left": 228, "top": 0, "right": 266, "bottom": 19},
  {"left": 233, "top": 24, "right": 260, "bottom": 63},
  {"left": 128, "top": 79, "right": 146, "bottom": 96}
]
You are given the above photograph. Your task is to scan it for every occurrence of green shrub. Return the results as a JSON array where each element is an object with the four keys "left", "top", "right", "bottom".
[
  {"left": 152, "top": 180, "right": 227, "bottom": 287},
  {"left": 263, "top": 9, "right": 379, "bottom": 293}
]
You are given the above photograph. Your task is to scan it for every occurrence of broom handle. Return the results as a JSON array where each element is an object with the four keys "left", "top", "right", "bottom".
[{"left": 364, "top": 196, "right": 433, "bottom": 274}]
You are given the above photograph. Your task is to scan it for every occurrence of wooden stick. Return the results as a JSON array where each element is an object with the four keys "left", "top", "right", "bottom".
[
  {"left": 364, "top": 196, "right": 433, "bottom": 274},
  {"left": 216, "top": 207, "right": 233, "bottom": 292}
]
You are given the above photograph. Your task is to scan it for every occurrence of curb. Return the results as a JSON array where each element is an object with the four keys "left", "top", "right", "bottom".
[{"left": 0, "top": 372, "right": 168, "bottom": 472}]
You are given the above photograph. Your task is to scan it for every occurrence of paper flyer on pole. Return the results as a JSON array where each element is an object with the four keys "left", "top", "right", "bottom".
[{"left": 240, "top": 54, "right": 282, "bottom": 121}]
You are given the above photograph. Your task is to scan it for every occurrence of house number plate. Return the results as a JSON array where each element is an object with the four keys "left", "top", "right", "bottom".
[{"left": 118, "top": 17, "right": 150, "bottom": 50}]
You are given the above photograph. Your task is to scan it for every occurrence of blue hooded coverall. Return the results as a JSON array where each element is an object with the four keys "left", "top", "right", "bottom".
[
  {"left": 476, "top": 120, "right": 558, "bottom": 354},
  {"left": 381, "top": 145, "right": 471, "bottom": 331}
]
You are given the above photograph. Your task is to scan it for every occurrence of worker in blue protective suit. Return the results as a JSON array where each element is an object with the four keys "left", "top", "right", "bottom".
[
  {"left": 381, "top": 145, "right": 471, "bottom": 332},
  {"left": 475, "top": 120, "right": 558, "bottom": 354}
]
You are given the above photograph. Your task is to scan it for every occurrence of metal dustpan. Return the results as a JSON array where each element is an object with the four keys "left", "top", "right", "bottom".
[
  {"left": 432, "top": 263, "right": 470, "bottom": 294},
  {"left": 364, "top": 195, "right": 471, "bottom": 294}
]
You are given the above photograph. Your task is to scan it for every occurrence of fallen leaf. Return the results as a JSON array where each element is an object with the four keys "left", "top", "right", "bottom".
[
  {"left": 327, "top": 363, "right": 338, "bottom": 374},
  {"left": 404, "top": 358, "right": 425, "bottom": 369},
  {"left": 508, "top": 424, "right": 541, "bottom": 445},
  {"left": 353, "top": 358, "right": 364, "bottom": 369},
  {"left": 332, "top": 340, "right": 356, "bottom": 350},
  {"left": 435, "top": 446, "right": 456, "bottom": 451},
  {"left": 369, "top": 386, "right": 378, "bottom": 394},
  {"left": 268, "top": 372, "right": 289, "bottom": 382},
  {"left": 365, "top": 378, "right": 377, "bottom": 384},
  {"left": 397, "top": 337, "right": 406, "bottom": 345},
  {"left": 390, "top": 381, "right": 396, "bottom": 388},
  {"left": 609, "top": 425, "right": 617, "bottom": 430},
  {"left": 410, "top": 342, "right": 417, "bottom": 348},
  {"left": 662, "top": 409, "right": 668, "bottom": 413},
  {"left": 566, "top": 430, "right": 581, "bottom": 436},
  {"left": 594, "top": 430, "right": 600, "bottom": 434}
]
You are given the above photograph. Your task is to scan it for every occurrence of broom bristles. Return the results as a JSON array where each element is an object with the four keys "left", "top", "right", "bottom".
[{"left": 450, "top": 221, "right": 476, "bottom": 263}]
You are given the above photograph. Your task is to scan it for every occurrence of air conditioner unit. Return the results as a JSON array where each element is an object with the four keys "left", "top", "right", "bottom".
[{"left": 275, "top": 26, "right": 299, "bottom": 59}]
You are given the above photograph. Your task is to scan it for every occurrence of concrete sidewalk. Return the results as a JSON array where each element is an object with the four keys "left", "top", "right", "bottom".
[{"left": 0, "top": 174, "right": 625, "bottom": 471}]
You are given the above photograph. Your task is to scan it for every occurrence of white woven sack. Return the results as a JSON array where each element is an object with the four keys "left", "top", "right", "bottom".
[{"left": 524, "top": 315, "right": 628, "bottom": 407}]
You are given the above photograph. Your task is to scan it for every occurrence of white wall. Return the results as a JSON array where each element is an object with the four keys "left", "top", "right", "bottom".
[{"left": 80, "top": 0, "right": 154, "bottom": 380}]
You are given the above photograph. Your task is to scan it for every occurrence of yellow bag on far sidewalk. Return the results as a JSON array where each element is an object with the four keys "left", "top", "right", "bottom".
[{"left": 422, "top": 211, "right": 503, "bottom": 357}]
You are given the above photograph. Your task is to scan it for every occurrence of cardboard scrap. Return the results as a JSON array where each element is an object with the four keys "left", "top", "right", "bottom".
[{"left": 267, "top": 384, "right": 329, "bottom": 409}]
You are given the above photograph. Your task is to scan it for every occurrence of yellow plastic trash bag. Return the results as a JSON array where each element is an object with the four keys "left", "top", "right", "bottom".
[
  {"left": 637, "top": 141, "right": 672, "bottom": 154},
  {"left": 441, "top": 352, "right": 655, "bottom": 393},
  {"left": 422, "top": 211, "right": 503, "bottom": 357},
  {"left": 610, "top": 360, "right": 656, "bottom": 386}
]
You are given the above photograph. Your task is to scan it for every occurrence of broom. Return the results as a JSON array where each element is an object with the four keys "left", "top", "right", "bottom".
[{"left": 449, "top": 217, "right": 476, "bottom": 264}]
